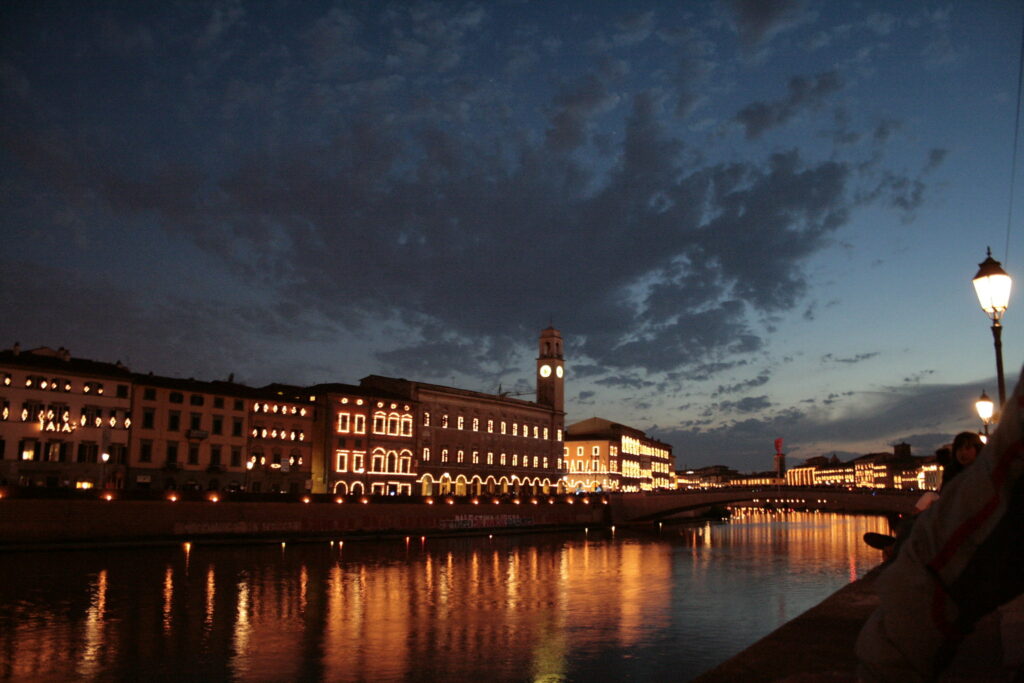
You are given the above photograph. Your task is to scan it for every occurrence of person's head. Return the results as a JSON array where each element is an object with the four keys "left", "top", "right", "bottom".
[
  {"left": 951, "top": 431, "right": 983, "bottom": 467},
  {"left": 942, "top": 431, "right": 984, "bottom": 487}
]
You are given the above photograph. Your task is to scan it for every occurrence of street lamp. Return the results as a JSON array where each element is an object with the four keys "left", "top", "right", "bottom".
[
  {"left": 973, "top": 247, "right": 1012, "bottom": 406},
  {"left": 245, "top": 457, "right": 255, "bottom": 491},
  {"left": 976, "top": 389, "right": 995, "bottom": 438},
  {"left": 100, "top": 451, "right": 110, "bottom": 489}
]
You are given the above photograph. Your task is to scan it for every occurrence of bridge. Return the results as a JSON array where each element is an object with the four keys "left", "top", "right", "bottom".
[{"left": 608, "top": 487, "right": 920, "bottom": 524}]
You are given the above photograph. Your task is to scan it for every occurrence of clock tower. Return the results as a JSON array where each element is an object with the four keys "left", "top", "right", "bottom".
[{"left": 536, "top": 326, "right": 564, "bottom": 412}]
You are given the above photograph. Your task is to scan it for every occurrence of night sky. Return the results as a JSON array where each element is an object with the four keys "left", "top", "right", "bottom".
[{"left": 3, "top": 1, "right": 1023, "bottom": 472}]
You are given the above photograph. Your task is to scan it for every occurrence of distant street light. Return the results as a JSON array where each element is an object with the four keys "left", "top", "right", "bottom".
[
  {"left": 973, "top": 248, "right": 1012, "bottom": 406},
  {"left": 976, "top": 390, "right": 995, "bottom": 438},
  {"left": 245, "top": 457, "right": 255, "bottom": 491}
]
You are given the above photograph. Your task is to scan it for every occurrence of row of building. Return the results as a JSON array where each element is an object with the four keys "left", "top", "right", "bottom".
[
  {"left": 677, "top": 443, "right": 943, "bottom": 491},
  {"left": 0, "top": 329, "right": 676, "bottom": 496}
]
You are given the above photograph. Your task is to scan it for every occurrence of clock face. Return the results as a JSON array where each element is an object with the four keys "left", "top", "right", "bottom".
[
  {"left": 539, "top": 364, "right": 552, "bottom": 378},
  {"left": 555, "top": 366, "right": 563, "bottom": 378}
]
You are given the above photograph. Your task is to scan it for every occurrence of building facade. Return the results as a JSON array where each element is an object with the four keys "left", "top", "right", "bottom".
[
  {"left": 309, "top": 383, "right": 417, "bottom": 496},
  {"left": 0, "top": 345, "right": 133, "bottom": 489},
  {"left": 357, "top": 327, "right": 568, "bottom": 497},
  {"left": 564, "top": 417, "right": 675, "bottom": 492}
]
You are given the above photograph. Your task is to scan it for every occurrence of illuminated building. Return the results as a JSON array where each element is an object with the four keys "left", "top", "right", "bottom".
[
  {"left": 0, "top": 344, "right": 132, "bottom": 489},
  {"left": 0, "top": 328, "right": 569, "bottom": 496},
  {"left": 247, "top": 384, "right": 315, "bottom": 494},
  {"left": 785, "top": 464, "right": 816, "bottom": 487},
  {"left": 564, "top": 418, "right": 674, "bottom": 492},
  {"left": 358, "top": 328, "right": 567, "bottom": 497},
  {"left": 307, "top": 383, "right": 416, "bottom": 495}
]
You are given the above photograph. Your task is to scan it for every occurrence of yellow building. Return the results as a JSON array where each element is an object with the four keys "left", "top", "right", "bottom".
[{"left": 564, "top": 417, "right": 674, "bottom": 492}]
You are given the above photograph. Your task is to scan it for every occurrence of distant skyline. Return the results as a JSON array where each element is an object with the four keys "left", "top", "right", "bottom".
[{"left": 3, "top": 1, "right": 1024, "bottom": 472}]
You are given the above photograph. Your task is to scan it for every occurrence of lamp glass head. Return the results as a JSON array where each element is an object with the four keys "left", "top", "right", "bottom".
[
  {"left": 973, "top": 252, "right": 1012, "bottom": 319},
  {"left": 976, "top": 392, "right": 995, "bottom": 421}
]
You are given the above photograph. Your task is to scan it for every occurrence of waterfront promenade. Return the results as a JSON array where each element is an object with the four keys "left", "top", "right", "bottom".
[{"left": 695, "top": 565, "right": 1023, "bottom": 682}]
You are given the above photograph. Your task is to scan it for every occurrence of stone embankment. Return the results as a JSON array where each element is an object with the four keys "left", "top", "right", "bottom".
[{"left": 0, "top": 495, "right": 609, "bottom": 549}]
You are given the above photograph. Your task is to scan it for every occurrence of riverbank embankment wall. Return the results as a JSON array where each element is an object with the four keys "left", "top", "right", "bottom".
[{"left": 0, "top": 498, "right": 609, "bottom": 548}]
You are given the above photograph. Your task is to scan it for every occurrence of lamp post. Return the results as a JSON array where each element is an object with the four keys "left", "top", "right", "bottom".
[
  {"left": 976, "top": 390, "right": 995, "bottom": 439},
  {"left": 245, "top": 458, "right": 254, "bottom": 492},
  {"left": 973, "top": 248, "right": 1012, "bottom": 406}
]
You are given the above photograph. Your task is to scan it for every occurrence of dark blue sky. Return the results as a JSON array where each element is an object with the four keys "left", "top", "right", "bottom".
[{"left": 3, "top": 1, "right": 1023, "bottom": 471}]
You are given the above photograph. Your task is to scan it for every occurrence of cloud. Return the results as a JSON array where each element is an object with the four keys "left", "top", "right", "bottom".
[
  {"left": 821, "top": 351, "right": 880, "bottom": 365},
  {"left": 734, "top": 70, "right": 844, "bottom": 139},
  {"left": 715, "top": 371, "right": 771, "bottom": 395},
  {"left": 0, "top": 1, "right": 949, "bottom": 468},
  {"left": 722, "top": 0, "right": 810, "bottom": 53},
  {"left": 719, "top": 395, "right": 772, "bottom": 413}
]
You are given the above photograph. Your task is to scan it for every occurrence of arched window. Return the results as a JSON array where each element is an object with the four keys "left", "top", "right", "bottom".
[
  {"left": 372, "top": 411, "right": 386, "bottom": 434},
  {"left": 371, "top": 448, "right": 386, "bottom": 473},
  {"left": 386, "top": 450, "right": 398, "bottom": 473},
  {"left": 387, "top": 413, "right": 400, "bottom": 435},
  {"left": 400, "top": 451, "right": 412, "bottom": 473},
  {"left": 401, "top": 414, "right": 413, "bottom": 436}
]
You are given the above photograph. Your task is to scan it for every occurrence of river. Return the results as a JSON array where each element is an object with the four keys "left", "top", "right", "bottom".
[{"left": 0, "top": 510, "right": 889, "bottom": 682}]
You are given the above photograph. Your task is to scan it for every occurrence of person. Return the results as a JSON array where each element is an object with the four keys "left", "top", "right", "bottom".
[
  {"left": 915, "top": 432, "right": 982, "bottom": 513},
  {"left": 863, "top": 433, "right": 983, "bottom": 554},
  {"left": 856, "top": 375, "right": 1024, "bottom": 681}
]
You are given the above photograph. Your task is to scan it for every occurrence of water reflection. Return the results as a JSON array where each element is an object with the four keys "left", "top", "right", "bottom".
[{"left": 0, "top": 512, "right": 888, "bottom": 681}]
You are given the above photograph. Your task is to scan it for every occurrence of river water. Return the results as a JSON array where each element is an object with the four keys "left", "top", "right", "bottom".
[{"left": 0, "top": 511, "right": 888, "bottom": 682}]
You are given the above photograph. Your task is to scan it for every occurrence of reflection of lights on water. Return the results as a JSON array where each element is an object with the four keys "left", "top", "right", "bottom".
[
  {"left": 204, "top": 566, "right": 216, "bottom": 633},
  {"left": 77, "top": 569, "right": 108, "bottom": 679},
  {"left": 162, "top": 566, "right": 174, "bottom": 632}
]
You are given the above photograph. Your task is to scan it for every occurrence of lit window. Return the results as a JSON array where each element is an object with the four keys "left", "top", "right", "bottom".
[
  {"left": 401, "top": 414, "right": 413, "bottom": 436},
  {"left": 387, "top": 413, "right": 400, "bottom": 435},
  {"left": 487, "top": 419, "right": 494, "bottom": 433},
  {"left": 352, "top": 452, "right": 365, "bottom": 472},
  {"left": 442, "top": 414, "right": 449, "bottom": 428},
  {"left": 576, "top": 447, "right": 583, "bottom": 456},
  {"left": 543, "top": 427, "right": 549, "bottom": 440},
  {"left": 457, "top": 416, "right": 464, "bottom": 430},
  {"left": 441, "top": 449, "right": 449, "bottom": 463},
  {"left": 354, "top": 414, "right": 366, "bottom": 434},
  {"left": 487, "top": 451, "right": 493, "bottom": 465},
  {"left": 592, "top": 446, "right": 600, "bottom": 456},
  {"left": 457, "top": 449, "right": 464, "bottom": 463},
  {"left": 501, "top": 421, "right": 506, "bottom": 434},
  {"left": 424, "top": 411, "right": 430, "bottom": 427},
  {"left": 500, "top": 453, "right": 506, "bottom": 466},
  {"left": 512, "top": 423, "right": 518, "bottom": 436},
  {"left": 373, "top": 411, "right": 386, "bottom": 434},
  {"left": 423, "top": 447, "right": 430, "bottom": 461},
  {"left": 512, "top": 454, "right": 518, "bottom": 467},
  {"left": 472, "top": 450, "right": 479, "bottom": 464},
  {"left": 472, "top": 417, "right": 479, "bottom": 431}
]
